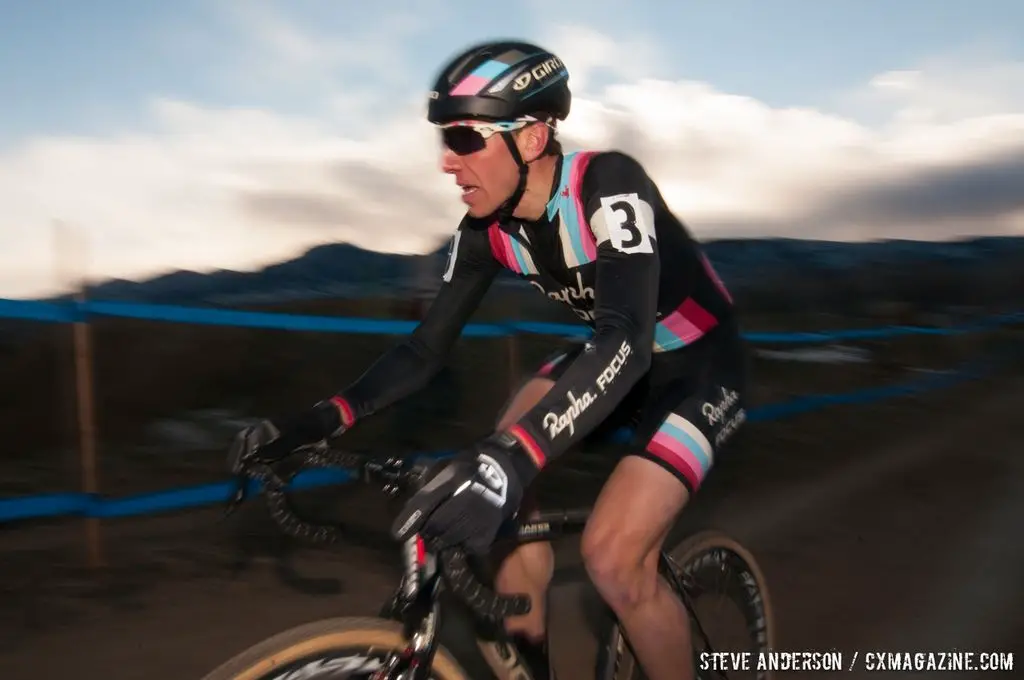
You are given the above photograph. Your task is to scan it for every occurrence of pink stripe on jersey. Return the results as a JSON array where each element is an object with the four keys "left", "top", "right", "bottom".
[
  {"left": 646, "top": 437, "right": 702, "bottom": 490},
  {"left": 680, "top": 298, "right": 719, "bottom": 332},
  {"left": 537, "top": 353, "right": 567, "bottom": 377},
  {"left": 660, "top": 298, "right": 719, "bottom": 345},
  {"left": 569, "top": 151, "right": 598, "bottom": 260},
  {"left": 659, "top": 308, "right": 704, "bottom": 345},
  {"left": 699, "top": 251, "right": 733, "bottom": 304},
  {"left": 487, "top": 224, "right": 513, "bottom": 271}
]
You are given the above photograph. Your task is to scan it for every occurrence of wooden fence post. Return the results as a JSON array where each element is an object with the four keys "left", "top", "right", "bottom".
[{"left": 54, "top": 220, "right": 103, "bottom": 569}]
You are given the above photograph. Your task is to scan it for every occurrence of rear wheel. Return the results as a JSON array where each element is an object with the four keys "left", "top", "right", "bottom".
[
  {"left": 598, "top": 530, "right": 776, "bottom": 680},
  {"left": 200, "top": 617, "right": 471, "bottom": 680}
]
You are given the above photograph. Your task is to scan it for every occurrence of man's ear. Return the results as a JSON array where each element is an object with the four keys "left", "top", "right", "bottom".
[{"left": 516, "top": 123, "right": 549, "bottom": 163}]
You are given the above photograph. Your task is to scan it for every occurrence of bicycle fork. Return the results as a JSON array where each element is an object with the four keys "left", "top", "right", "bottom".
[
  {"left": 378, "top": 536, "right": 549, "bottom": 680},
  {"left": 373, "top": 536, "right": 443, "bottom": 680}
]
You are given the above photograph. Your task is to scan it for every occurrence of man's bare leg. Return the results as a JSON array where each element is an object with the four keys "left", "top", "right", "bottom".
[
  {"left": 582, "top": 456, "right": 693, "bottom": 680},
  {"left": 489, "top": 377, "right": 558, "bottom": 677},
  {"left": 493, "top": 528, "right": 554, "bottom": 641}
]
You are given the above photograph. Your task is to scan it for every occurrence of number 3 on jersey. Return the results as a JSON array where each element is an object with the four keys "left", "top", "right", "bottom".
[{"left": 599, "top": 193, "right": 654, "bottom": 255}]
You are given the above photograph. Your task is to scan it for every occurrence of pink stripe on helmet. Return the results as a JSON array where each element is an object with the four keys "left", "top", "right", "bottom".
[{"left": 450, "top": 75, "right": 490, "bottom": 96}]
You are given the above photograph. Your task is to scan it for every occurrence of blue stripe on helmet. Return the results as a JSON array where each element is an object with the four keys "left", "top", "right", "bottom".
[{"left": 471, "top": 59, "right": 511, "bottom": 80}]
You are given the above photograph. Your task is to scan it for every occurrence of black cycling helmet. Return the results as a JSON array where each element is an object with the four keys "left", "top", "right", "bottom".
[
  {"left": 427, "top": 40, "right": 572, "bottom": 226},
  {"left": 428, "top": 40, "right": 571, "bottom": 124}
]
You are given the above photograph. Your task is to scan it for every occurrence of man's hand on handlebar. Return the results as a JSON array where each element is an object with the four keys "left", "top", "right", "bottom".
[
  {"left": 225, "top": 403, "right": 545, "bottom": 563},
  {"left": 226, "top": 400, "right": 347, "bottom": 475},
  {"left": 390, "top": 435, "right": 533, "bottom": 555},
  {"left": 226, "top": 419, "right": 283, "bottom": 474}
]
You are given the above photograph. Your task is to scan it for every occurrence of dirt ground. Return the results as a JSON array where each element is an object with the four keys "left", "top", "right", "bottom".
[{"left": 1, "top": 367, "right": 1022, "bottom": 679}]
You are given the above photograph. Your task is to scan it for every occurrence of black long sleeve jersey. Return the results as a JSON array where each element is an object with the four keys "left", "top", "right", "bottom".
[{"left": 330, "top": 150, "right": 737, "bottom": 474}]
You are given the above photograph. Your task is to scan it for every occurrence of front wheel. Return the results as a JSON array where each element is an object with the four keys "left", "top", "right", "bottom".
[
  {"left": 200, "top": 617, "right": 471, "bottom": 680},
  {"left": 598, "top": 529, "right": 777, "bottom": 680}
]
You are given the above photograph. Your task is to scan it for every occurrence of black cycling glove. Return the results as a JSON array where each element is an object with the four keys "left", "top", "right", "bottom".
[
  {"left": 390, "top": 434, "right": 536, "bottom": 554},
  {"left": 227, "top": 400, "right": 345, "bottom": 474}
]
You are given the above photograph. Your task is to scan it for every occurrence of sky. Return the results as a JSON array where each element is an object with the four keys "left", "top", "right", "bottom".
[{"left": 1, "top": 0, "right": 1023, "bottom": 299}]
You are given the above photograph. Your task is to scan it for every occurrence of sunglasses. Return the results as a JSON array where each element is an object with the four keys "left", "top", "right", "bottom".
[{"left": 438, "top": 117, "right": 542, "bottom": 156}]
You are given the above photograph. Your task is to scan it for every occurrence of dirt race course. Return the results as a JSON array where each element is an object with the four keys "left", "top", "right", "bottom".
[{"left": 1, "top": 369, "right": 1022, "bottom": 679}]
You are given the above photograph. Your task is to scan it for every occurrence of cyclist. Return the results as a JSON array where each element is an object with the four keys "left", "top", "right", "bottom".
[{"left": 229, "top": 40, "right": 748, "bottom": 680}]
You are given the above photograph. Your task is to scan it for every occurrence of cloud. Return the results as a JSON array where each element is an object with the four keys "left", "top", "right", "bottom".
[
  {"left": 536, "top": 24, "right": 669, "bottom": 94},
  {"left": 837, "top": 45, "right": 1024, "bottom": 124},
  {"left": 240, "top": 159, "right": 454, "bottom": 232},
  {"left": 2, "top": 19, "right": 1023, "bottom": 299},
  {"left": 809, "top": 144, "right": 1024, "bottom": 227}
]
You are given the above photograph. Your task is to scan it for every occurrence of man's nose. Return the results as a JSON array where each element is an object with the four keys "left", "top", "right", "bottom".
[{"left": 440, "top": 147, "right": 461, "bottom": 173}]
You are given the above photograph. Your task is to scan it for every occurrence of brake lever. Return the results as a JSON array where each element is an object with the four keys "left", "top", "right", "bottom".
[
  {"left": 223, "top": 474, "right": 249, "bottom": 517},
  {"left": 223, "top": 444, "right": 298, "bottom": 518}
]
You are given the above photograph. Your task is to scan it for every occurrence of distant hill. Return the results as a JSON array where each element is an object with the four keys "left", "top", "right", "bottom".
[{"left": 34, "top": 235, "right": 1024, "bottom": 308}]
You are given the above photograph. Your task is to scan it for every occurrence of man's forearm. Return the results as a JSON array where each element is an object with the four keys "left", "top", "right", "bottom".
[
  {"left": 329, "top": 337, "right": 447, "bottom": 430},
  {"left": 505, "top": 328, "right": 652, "bottom": 478}
]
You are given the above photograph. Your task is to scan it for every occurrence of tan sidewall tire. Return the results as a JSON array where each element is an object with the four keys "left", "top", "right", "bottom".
[
  {"left": 670, "top": 529, "right": 777, "bottom": 653},
  {"left": 200, "top": 616, "right": 471, "bottom": 680}
]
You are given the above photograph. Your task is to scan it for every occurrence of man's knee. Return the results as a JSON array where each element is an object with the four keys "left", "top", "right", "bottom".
[
  {"left": 580, "top": 519, "right": 662, "bottom": 610},
  {"left": 580, "top": 457, "right": 689, "bottom": 611}
]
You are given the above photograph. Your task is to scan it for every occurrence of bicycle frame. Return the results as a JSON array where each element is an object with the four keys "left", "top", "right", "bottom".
[{"left": 375, "top": 510, "right": 592, "bottom": 680}]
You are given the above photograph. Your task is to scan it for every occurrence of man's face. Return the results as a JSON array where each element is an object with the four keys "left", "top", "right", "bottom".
[{"left": 438, "top": 121, "right": 524, "bottom": 218}]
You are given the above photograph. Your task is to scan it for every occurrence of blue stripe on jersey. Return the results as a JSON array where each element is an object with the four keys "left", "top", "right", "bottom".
[
  {"left": 509, "top": 234, "right": 532, "bottom": 274},
  {"left": 547, "top": 151, "right": 597, "bottom": 268}
]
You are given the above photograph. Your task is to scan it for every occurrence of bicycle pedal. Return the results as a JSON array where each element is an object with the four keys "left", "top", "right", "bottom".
[{"left": 222, "top": 482, "right": 248, "bottom": 517}]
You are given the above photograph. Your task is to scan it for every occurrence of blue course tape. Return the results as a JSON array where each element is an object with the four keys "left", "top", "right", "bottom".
[
  {"left": 743, "top": 312, "right": 1024, "bottom": 344},
  {"left": 89, "top": 301, "right": 427, "bottom": 336},
  {"left": 0, "top": 298, "right": 1020, "bottom": 342},
  {"left": 0, "top": 452, "right": 461, "bottom": 523},
  {"left": 0, "top": 366, "right": 982, "bottom": 523},
  {"left": 0, "top": 299, "right": 85, "bottom": 323},
  {"left": 0, "top": 463, "right": 401, "bottom": 522}
]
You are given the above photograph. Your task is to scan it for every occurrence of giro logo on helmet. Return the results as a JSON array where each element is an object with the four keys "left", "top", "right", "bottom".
[{"left": 512, "top": 56, "right": 566, "bottom": 92}]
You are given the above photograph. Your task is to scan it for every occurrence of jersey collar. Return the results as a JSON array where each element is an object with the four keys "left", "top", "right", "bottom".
[{"left": 544, "top": 153, "right": 567, "bottom": 222}]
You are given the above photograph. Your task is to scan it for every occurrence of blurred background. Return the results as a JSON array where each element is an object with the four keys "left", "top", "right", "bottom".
[{"left": 1, "top": 1, "right": 1022, "bottom": 678}]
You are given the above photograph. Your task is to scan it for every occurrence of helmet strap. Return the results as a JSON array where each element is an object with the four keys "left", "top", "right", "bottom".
[{"left": 497, "top": 131, "right": 530, "bottom": 230}]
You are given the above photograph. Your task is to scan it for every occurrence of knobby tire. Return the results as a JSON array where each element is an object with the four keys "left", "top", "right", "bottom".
[{"left": 200, "top": 617, "right": 471, "bottom": 680}]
